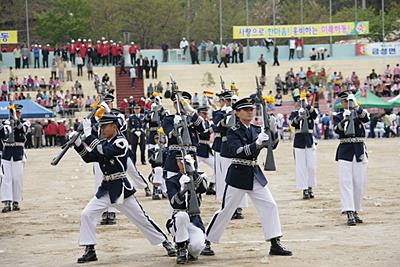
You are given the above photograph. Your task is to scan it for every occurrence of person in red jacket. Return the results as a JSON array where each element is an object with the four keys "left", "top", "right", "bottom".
[
  {"left": 80, "top": 42, "right": 87, "bottom": 65},
  {"left": 119, "top": 98, "right": 129, "bottom": 115},
  {"left": 111, "top": 43, "right": 119, "bottom": 65},
  {"left": 95, "top": 41, "right": 102, "bottom": 65},
  {"left": 100, "top": 41, "right": 108, "bottom": 66},
  {"left": 117, "top": 41, "right": 124, "bottom": 64},
  {"left": 46, "top": 119, "right": 58, "bottom": 147},
  {"left": 57, "top": 120, "right": 67, "bottom": 145},
  {"left": 68, "top": 40, "right": 77, "bottom": 65},
  {"left": 129, "top": 42, "right": 138, "bottom": 65}
]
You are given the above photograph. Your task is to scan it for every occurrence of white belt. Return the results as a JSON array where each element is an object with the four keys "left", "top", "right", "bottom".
[
  {"left": 4, "top": 142, "right": 25, "bottom": 147},
  {"left": 103, "top": 172, "right": 125, "bottom": 181},
  {"left": 169, "top": 145, "right": 197, "bottom": 152},
  {"left": 215, "top": 133, "right": 221, "bottom": 138},
  {"left": 221, "top": 136, "right": 228, "bottom": 142},
  {"left": 149, "top": 127, "right": 159, "bottom": 131},
  {"left": 231, "top": 158, "right": 257, "bottom": 166},
  {"left": 199, "top": 140, "right": 210, "bottom": 145},
  {"left": 295, "top": 129, "right": 313, "bottom": 134},
  {"left": 340, "top": 137, "right": 365, "bottom": 144}
]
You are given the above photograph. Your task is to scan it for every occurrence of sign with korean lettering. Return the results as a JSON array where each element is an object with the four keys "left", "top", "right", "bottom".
[
  {"left": 233, "top": 21, "right": 368, "bottom": 39},
  {"left": 356, "top": 42, "right": 400, "bottom": 57},
  {"left": 0, "top": 30, "right": 18, "bottom": 44}
]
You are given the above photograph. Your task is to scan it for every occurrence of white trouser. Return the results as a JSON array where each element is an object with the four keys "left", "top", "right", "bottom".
[
  {"left": 218, "top": 156, "right": 248, "bottom": 208},
  {"left": 149, "top": 167, "right": 167, "bottom": 194},
  {"left": 294, "top": 147, "right": 317, "bottom": 190},
  {"left": 206, "top": 179, "right": 282, "bottom": 243},
  {"left": 79, "top": 194, "right": 167, "bottom": 246},
  {"left": 93, "top": 163, "right": 117, "bottom": 213},
  {"left": 338, "top": 156, "right": 368, "bottom": 212},
  {"left": 197, "top": 155, "right": 215, "bottom": 183},
  {"left": 168, "top": 211, "right": 205, "bottom": 257},
  {"left": 214, "top": 152, "right": 223, "bottom": 200},
  {"left": 126, "top": 157, "right": 149, "bottom": 189},
  {"left": 1, "top": 159, "right": 24, "bottom": 202}
]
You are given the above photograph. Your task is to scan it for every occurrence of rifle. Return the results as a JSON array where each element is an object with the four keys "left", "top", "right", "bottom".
[
  {"left": 50, "top": 95, "right": 102, "bottom": 166},
  {"left": 220, "top": 76, "right": 236, "bottom": 127},
  {"left": 220, "top": 75, "right": 227, "bottom": 92},
  {"left": 170, "top": 75, "right": 201, "bottom": 216},
  {"left": 345, "top": 97, "right": 356, "bottom": 136},
  {"left": 255, "top": 76, "right": 276, "bottom": 171},
  {"left": 7, "top": 102, "right": 16, "bottom": 143},
  {"left": 299, "top": 92, "right": 310, "bottom": 134}
]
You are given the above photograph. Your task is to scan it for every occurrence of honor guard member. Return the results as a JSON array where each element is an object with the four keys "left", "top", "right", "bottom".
[
  {"left": 334, "top": 91, "right": 369, "bottom": 226},
  {"left": 128, "top": 105, "right": 147, "bottom": 165},
  {"left": 148, "top": 132, "right": 168, "bottom": 200},
  {"left": 0, "top": 104, "right": 28, "bottom": 212},
  {"left": 289, "top": 91, "right": 318, "bottom": 199},
  {"left": 196, "top": 106, "right": 215, "bottom": 195},
  {"left": 71, "top": 114, "right": 176, "bottom": 263},
  {"left": 218, "top": 91, "right": 247, "bottom": 219},
  {"left": 205, "top": 97, "right": 292, "bottom": 257},
  {"left": 166, "top": 151, "right": 208, "bottom": 264},
  {"left": 144, "top": 95, "right": 167, "bottom": 145}
]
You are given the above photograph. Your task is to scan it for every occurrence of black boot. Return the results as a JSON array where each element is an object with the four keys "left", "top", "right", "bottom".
[
  {"left": 12, "top": 202, "right": 20, "bottom": 211},
  {"left": 152, "top": 185, "right": 161, "bottom": 200},
  {"left": 303, "top": 189, "right": 310, "bottom": 199},
  {"left": 100, "top": 212, "right": 109, "bottom": 225},
  {"left": 308, "top": 187, "right": 314, "bottom": 199},
  {"left": 188, "top": 253, "right": 198, "bottom": 261},
  {"left": 2, "top": 201, "right": 11, "bottom": 213},
  {"left": 231, "top": 208, "right": 244, "bottom": 220},
  {"left": 354, "top": 212, "right": 363, "bottom": 224},
  {"left": 201, "top": 240, "right": 215, "bottom": 256},
  {"left": 144, "top": 187, "right": 152, "bottom": 197},
  {"left": 269, "top": 238, "right": 292, "bottom": 256},
  {"left": 206, "top": 182, "right": 216, "bottom": 195},
  {"left": 107, "top": 212, "right": 116, "bottom": 225},
  {"left": 346, "top": 211, "right": 357, "bottom": 226},
  {"left": 176, "top": 242, "right": 187, "bottom": 264},
  {"left": 162, "top": 240, "right": 177, "bottom": 257},
  {"left": 77, "top": 245, "right": 98, "bottom": 263}
]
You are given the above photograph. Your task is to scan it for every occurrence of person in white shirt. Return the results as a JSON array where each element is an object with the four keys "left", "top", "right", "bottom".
[
  {"left": 130, "top": 66, "right": 136, "bottom": 88},
  {"left": 288, "top": 37, "right": 296, "bottom": 60},
  {"left": 179, "top": 37, "right": 189, "bottom": 55}
]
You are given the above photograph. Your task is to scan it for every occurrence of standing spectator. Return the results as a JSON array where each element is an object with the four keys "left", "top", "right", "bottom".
[
  {"left": 317, "top": 47, "right": 327, "bottom": 60},
  {"left": 232, "top": 42, "right": 239, "bottom": 63},
  {"left": 57, "top": 120, "right": 67, "bottom": 145},
  {"left": 147, "top": 83, "right": 154, "bottom": 98},
  {"left": 238, "top": 42, "right": 244, "bottom": 63},
  {"left": 258, "top": 54, "right": 267, "bottom": 77},
  {"left": 212, "top": 43, "right": 219, "bottom": 64},
  {"left": 50, "top": 58, "right": 57, "bottom": 79},
  {"left": 42, "top": 44, "right": 50, "bottom": 67},
  {"left": 87, "top": 58, "right": 94, "bottom": 80},
  {"left": 143, "top": 56, "right": 150, "bottom": 79},
  {"left": 119, "top": 54, "right": 127, "bottom": 76},
  {"left": 129, "top": 42, "right": 138, "bottom": 65},
  {"left": 321, "top": 113, "right": 331, "bottom": 139},
  {"left": 296, "top": 37, "right": 303, "bottom": 58},
  {"left": 393, "top": 64, "right": 400, "bottom": 79},
  {"left": 13, "top": 45, "right": 21, "bottom": 69},
  {"left": 192, "top": 92, "right": 200, "bottom": 108},
  {"left": 180, "top": 37, "right": 189, "bottom": 55},
  {"left": 190, "top": 41, "right": 200, "bottom": 64},
  {"left": 161, "top": 43, "right": 169, "bottom": 62},
  {"left": 218, "top": 45, "right": 227, "bottom": 68},
  {"left": 288, "top": 37, "right": 296, "bottom": 60},
  {"left": 68, "top": 40, "right": 77, "bottom": 65},
  {"left": 206, "top": 40, "right": 214, "bottom": 61},
  {"left": 136, "top": 55, "right": 144, "bottom": 79},
  {"left": 150, "top": 56, "right": 158, "bottom": 79},
  {"left": 33, "top": 44, "right": 40, "bottom": 68},
  {"left": 129, "top": 65, "right": 136, "bottom": 88},
  {"left": 273, "top": 46, "right": 279, "bottom": 66},
  {"left": 58, "top": 58, "right": 66, "bottom": 82},
  {"left": 66, "top": 60, "right": 73, "bottom": 81},
  {"left": 76, "top": 56, "right": 83, "bottom": 76},
  {"left": 120, "top": 98, "right": 129, "bottom": 114},
  {"left": 21, "top": 44, "right": 30, "bottom": 68},
  {"left": 32, "top": 121, "right": 43, "bottom": 148}
]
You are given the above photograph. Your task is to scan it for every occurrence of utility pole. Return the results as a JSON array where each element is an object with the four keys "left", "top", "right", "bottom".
[
  {"left": 246, "top": 0, "right": 250, "bottom": 60},
  {"left": 25, "top": 0, "right": 30, "bottom": 48}
]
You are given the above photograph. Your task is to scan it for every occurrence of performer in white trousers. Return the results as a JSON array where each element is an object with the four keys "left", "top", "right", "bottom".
[
  {"left": 334, "top": 91, "right": 369, "bottom": 226},
  {"left": 71, "top": 114, "right": 176, "bottom": 263},
  {"left": 289, "top": 92, "right": 318, "bottom": 199},
  {"left": 206, "top": 97, "right": 292, "bottom": 257},
  {"left": 1, "top": 104, "right": 28, "bottom": 213}
]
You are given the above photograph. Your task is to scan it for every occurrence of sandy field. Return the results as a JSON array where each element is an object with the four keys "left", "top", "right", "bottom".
[{"left": 0, "top": 138, "right": 399, "bottom": 267}]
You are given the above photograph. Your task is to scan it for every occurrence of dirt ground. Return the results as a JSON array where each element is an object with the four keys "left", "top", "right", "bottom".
[{"left": 0, "top": 138, "right": 399, "bottom": 267}]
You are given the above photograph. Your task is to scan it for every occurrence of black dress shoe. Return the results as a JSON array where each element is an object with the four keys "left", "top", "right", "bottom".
[
  {"left": 100, "top": 212, "right": 109, "bottom": 225},
  {"left": 2, "top": 202, "right": 11, "bottom": 213},
  {"left": 77, "top": 245, "right": 98, "bottom": 263},
  {"left": 308, "top": 187, "right": 314, "bottom": 199},
  {"left": 200, "top": 240, "right": 215, "bottom": 256},
  {"left": 354, "top": 212, "right": 363, "bottom": 223},
  {"left": 269, "top": 238, "right": 292, "bottom": 256},
  {"left": 144, "top": 187, "right": 152, "bottom": 197},
  {"left": 188, "top": 253, "right": 198, "bottom": 261},
  {"left": 206, "top": 183, "right": 216, "bottom": 195},
  {"left": 231, "top": 208, "right": 244, "bottom": 220},
  {"left": 176, "top": 247, "right": 187, "bottom": 264},
  {"left": 346, "top": 211, "right": 357, "bottom": 226},
  {"left": 303, "top": 189, "right": 310, "bottom": 199},
  {"left": 107, "top": 212, "right": 116, "bottom": 225},
  {"left": 12, "top": 202, "right": 20, "bottom": 211},
  {"left": 162, "top": 240, "right": 177, "bottom": 257}
]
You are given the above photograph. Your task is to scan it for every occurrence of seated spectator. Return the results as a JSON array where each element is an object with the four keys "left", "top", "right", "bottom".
[
  {"left": 275, "top": 92, "right": 282, "bottom": 106},
  {"left": 309, "top": 48, "right": 317, "bottom": 61},
  {"left": 33, "top": 76, "right": 40, "bottom": 90},
  {"left": 1, "top": 81, "right": 8, "bottom": 96},
  {"left": 27, "top": 75, "right": 34, "bottom": 89}
]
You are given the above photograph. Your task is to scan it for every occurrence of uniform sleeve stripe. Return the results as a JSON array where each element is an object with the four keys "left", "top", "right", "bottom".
[{"left": 89, "top": 139, "right": 100, "bottom": 150}]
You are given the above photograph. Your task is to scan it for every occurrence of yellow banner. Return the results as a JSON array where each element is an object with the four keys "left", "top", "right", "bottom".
[
  {"left": 233, "top": 21, "right": 369, "bottom": 39},
  {"left": 0, "top": 30, "right": 18, "bottom": 44}
]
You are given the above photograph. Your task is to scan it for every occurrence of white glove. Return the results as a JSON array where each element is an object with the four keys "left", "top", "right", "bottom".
[
  {"left": 23, "top": 121, "right": 31, "bottom": 128},
  {"left": 256, "top": 132, "right": 269, "bottom": 146},
  {"left": 347, "top": 94, "right": 356, "bottom": 102},
  {"left": 183, "top": 99, "right": 195, "bottom": 114},
  {"left": 225, "top": 106, "right": 233, "bottom": 114},
  {"left": 3, "top": 125, "right": 12, "bottom": 136},
  {"left": 4, "top": 120, "right": 10, "bottom": 125},
  {"left": 183, "top": 154, "right": 195, "bottom": 167},
  {"left": 100, "top": 102, "right": 111, "bottom": 113},
  {"left": 82, "top": 118, "right": 92, "bottom": 137},
  {"left": 343, "top": 109, "right": 351, "bottom": 117},
  {"left": 298, "top": 107, "right": 306, "bottom": 116},
  {"left": 173, "top": 115, "right": 182, "bottom": 125},
  {"left": 151, "top": 103, "right": 158, "bottom": 111},
  {"left": 68, "top": 131, "right": 81, "bottom": 146},
  {"left": 179, "top": 174, "right": 191, "bottom": 191},
  {"left": 134, "top": 130, "right": 141, "bottom": 137}
]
